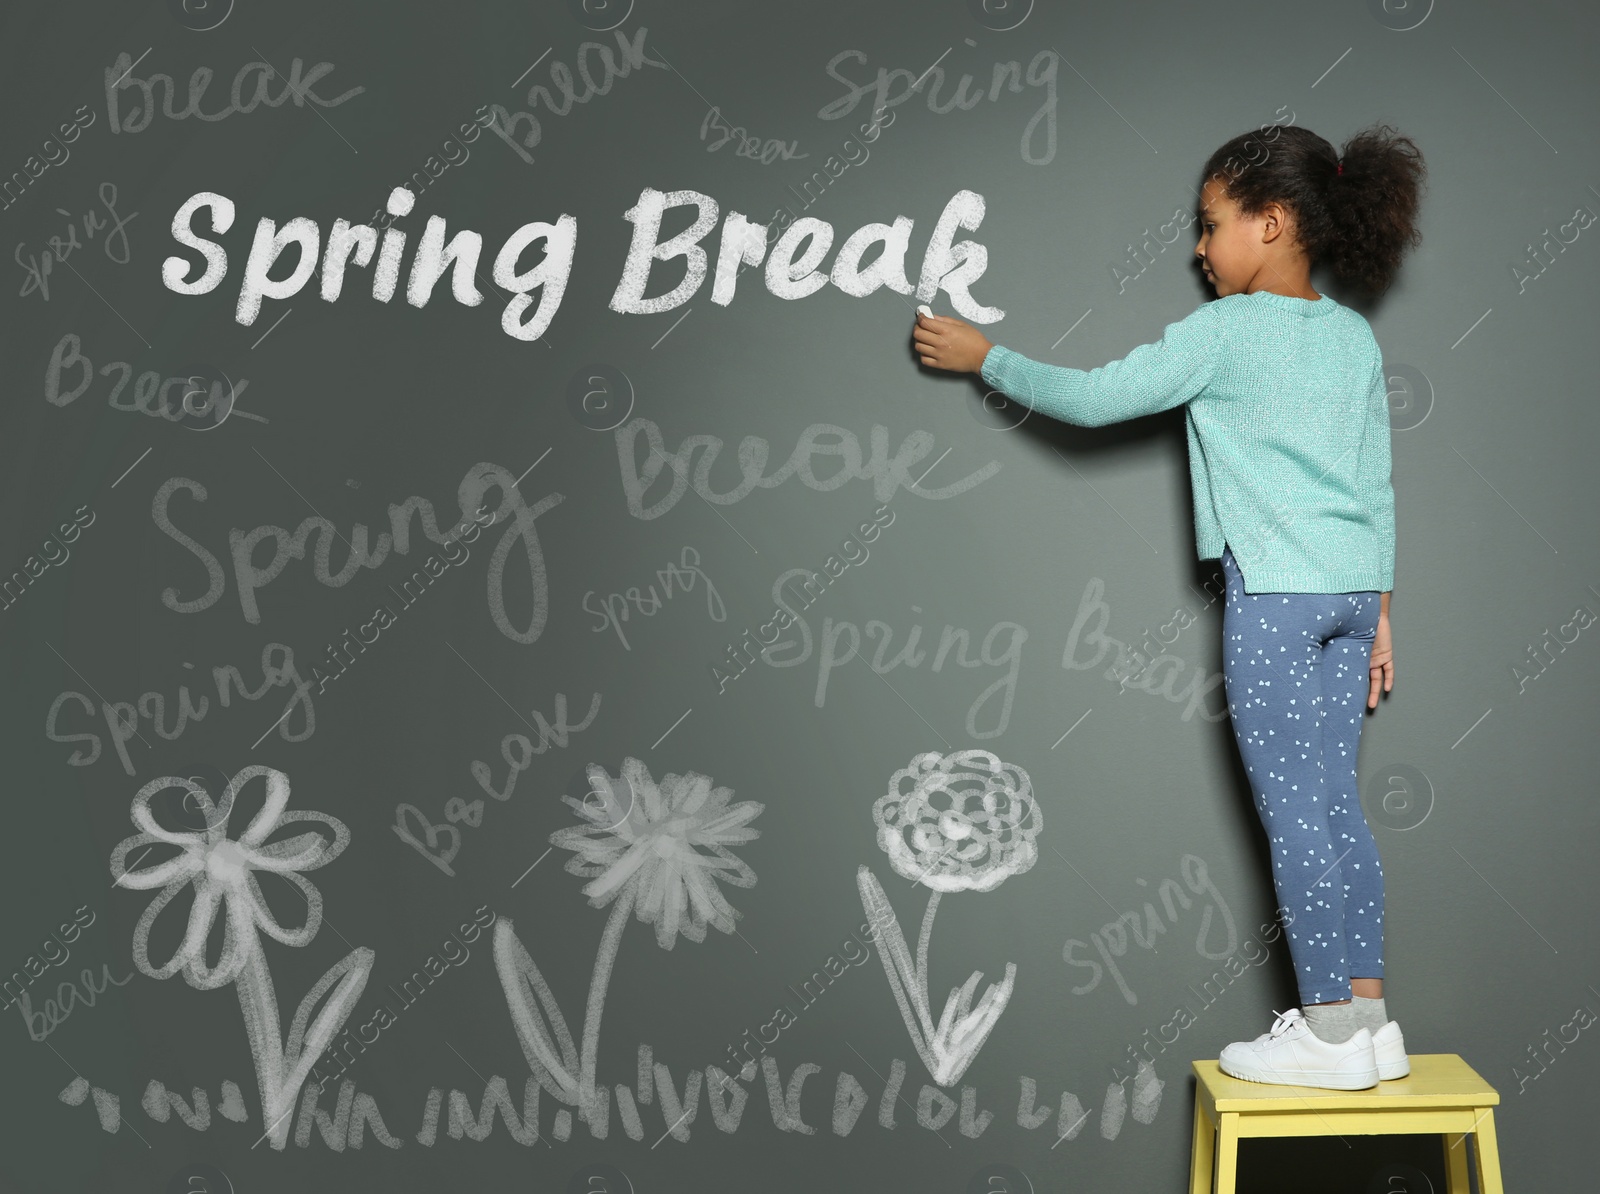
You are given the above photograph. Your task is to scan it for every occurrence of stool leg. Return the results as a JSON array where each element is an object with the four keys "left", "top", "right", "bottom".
[
  {"left": 1189, "top": 1100, "right": 1215, "bottom": 1194},
  {"left": 1470, "top": 1108, "right": 1504, "bottom": 1194},
  {"left": 1214, "top": 1111, "right": 1239, "bottom": 1194},
  {"left": 1442, "top": 1131, "right": 1472, "bottom": 1194}
]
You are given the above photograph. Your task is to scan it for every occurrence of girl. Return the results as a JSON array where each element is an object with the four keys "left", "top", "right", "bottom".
[{"left": 911, "top": 123, "right": 1426, "bottom": 1091}]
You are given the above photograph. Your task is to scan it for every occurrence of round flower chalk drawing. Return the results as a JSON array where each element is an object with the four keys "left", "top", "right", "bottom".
[
  {"left": 108, "top": 766, "right": 374, "bottom": 1150},
  {"left": 857, "top": 749, "right": 1040, "bottom": 1086}
]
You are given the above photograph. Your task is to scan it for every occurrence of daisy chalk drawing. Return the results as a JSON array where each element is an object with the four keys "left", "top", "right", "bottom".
[
  {"left": 495, "top": 757, "right": 762, "bottom": 1137},
  {"left": 857, "top": 749, "right": 1041, "bottom": 1086},
  {"left": 108, "top": 766, "right": 373, "bottom": 1150}
]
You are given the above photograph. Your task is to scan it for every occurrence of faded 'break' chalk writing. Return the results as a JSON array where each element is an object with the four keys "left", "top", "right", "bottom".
[{"left": 103, "top": 52, "right": 364, "bottom": 134}]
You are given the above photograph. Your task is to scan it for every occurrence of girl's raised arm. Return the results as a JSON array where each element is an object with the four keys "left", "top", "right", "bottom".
[
  {"left": 982, "top": 303, "right": 1224, "bottom": 427},
  {"left": 915, "top": 303, "right": 1224, "bottom": 428}
]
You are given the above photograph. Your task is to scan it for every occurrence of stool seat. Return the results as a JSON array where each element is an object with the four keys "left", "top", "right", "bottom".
[{"left": 1189, "top": 1053, "right": 1502, "bottom": 1194}]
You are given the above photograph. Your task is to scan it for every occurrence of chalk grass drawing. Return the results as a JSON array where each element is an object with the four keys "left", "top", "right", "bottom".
[
  {"left": 108, "top": 765, "right": 373, "bottom": 1150},
  {"left": 495, "top": 757, "right": 762, "bottom": 1132},
  {"left": 857, "top": 749, "right": 1041, "bottom": 1086}
]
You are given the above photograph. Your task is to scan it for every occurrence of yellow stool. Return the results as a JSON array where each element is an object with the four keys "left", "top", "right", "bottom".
[{"left": 1189, "top": 1054, "right": 1503, "bottom": 1194}]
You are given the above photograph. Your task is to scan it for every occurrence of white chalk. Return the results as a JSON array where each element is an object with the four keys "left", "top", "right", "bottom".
[{"left": 916, "top": 304, "right": 933, "bottom": 317}]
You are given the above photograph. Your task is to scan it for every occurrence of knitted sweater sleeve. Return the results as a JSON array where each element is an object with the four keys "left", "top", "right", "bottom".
[
  {"left": 977, "top": 302, "right": 1224, "bottom": 428},
  {"left": 1364, "top": 355, "right": 1397, "bottom": 588}
]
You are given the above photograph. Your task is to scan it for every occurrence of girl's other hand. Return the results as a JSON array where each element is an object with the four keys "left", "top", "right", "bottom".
[
  {"left": 1367, "top": 613, "right": 1393, "bottom": 708},
  {"left": 913, "top": 311, "right": 994, "bottom": 374}
]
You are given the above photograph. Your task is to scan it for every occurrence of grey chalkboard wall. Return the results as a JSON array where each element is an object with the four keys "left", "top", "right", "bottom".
[{"left": 3, "top": 1, "right": 1597, "bottom": 1191}]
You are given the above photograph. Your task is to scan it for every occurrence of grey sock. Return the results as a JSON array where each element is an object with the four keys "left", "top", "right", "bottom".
[
  {"left": 1301, "top": 1000, "right": 1363, "bottom": 1044},
  {"left": 1352, "top": 995, "right": 1389, "bottom": 1032}
]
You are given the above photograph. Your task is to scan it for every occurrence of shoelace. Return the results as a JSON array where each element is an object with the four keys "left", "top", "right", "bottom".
[{"left": 1267, "top": 1007, "right": 1306, "bottom": 1037}]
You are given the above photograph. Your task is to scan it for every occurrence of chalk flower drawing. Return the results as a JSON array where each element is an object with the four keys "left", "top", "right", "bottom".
[
  {"left": 495, "top": 757, "right": 762, "bottom": 1132},
  {"left": 857, "top": 749, "right": 1040, "bottom": 1086},
  {"left": 108, "top": 766, "right": 373, "bottom": 1150}
]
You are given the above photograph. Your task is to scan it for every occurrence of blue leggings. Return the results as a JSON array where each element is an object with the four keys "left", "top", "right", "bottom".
[{"left": 1219, "top": 544, "right": 1385, "bottom": 1005}]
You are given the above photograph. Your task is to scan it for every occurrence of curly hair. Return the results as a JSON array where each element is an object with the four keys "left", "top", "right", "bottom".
[{"left": 1199, "top": 122, "right": 1427, "bottom": 298}]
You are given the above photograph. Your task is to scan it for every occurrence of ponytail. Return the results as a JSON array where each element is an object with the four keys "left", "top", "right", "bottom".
[{"left": 1200, "top": 122, "right": 1427, "bottom": 297}]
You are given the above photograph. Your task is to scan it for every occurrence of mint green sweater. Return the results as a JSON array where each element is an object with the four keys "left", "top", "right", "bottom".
[{"left": 978, "top": 290, "right": 1395, "bottom": 594}]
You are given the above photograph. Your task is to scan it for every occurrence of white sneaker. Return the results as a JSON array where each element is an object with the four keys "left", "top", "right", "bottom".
[
  {"left": 1218, "top": 1008, "right": 1380, "bottom": 1090},
  {"left": 1372, "top": 1019, "right": 1410, "bottom": 1079}
]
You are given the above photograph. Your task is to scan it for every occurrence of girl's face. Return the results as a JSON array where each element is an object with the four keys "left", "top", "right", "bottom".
[
  {"left": 1194, "top": 176, "right": 1314, "bottom": 298},
  {"left": 1194, "top": 177, "right": 1252, "bottom": 296}
]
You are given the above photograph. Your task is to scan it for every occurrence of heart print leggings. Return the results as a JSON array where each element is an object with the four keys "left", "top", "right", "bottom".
[{"left": 1219, "top": 543, "right": 1385, "bottom": 1006}]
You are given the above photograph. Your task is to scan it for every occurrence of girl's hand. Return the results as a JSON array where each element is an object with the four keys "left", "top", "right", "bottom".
[
  {"left": 1367, "top": 613, "right": 1393, "bottom": 709},
  {"left": 913, "top": 311, "right": 994, "bottom": 375}
]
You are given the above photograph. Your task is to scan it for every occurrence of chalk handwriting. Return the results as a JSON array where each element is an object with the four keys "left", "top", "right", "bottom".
[
  {"left": 1061, "top": 576, "right": 1228, "bottom": 722},
  {"left": 1108, "top": 915, "right": 1292, "bottom": 1085},
  {"left": 150, "top": 463, "right": 562, "bottom": 643},
  {"left": 393, "top": 692, "right": 602, "bottom": 876},
  {"left": 161, "top": 185, "right": 577, "bottom": 341},
  {"left": 44, "top": 331, "right": 257, "bottom": 424},
  {"left": 699, "top": 107, "right": 806, "bottom": 164},
  {"left": 15, "top": 962, "right": 133, "bottom": 1042},
  {"left": 46, "top": 640, "right": 315, "bottom": 774},
  {"left": 719, "top": 568, "right": 1022, "bottom": 738},
  {"left": 607, "top": 187, "right": 1004, "bottom": 323},
  {"left": 15, "top": 182, "right": 138, "bottom": 301},
  {"left": 807, "top": 610, "right": 1025, "bottom": 737},
  {"left": 615, "top": 416, "right": 999, "bottom": 520},
  {"left": 103, "top": 52, "right": 364, "bottom": 135},
  {"left": 818, "top": 47, "right": 1058, "bottom": 165},
  {"left": 713, "top": 503, "right": 898, "bottom": 696},
  {"left": 753, "top": 104, "right": 895, "bottom": 246},
  {"left": 481, "top": 27, "right": 670, "bottom": 164},
  {"left": 160, "top": 182, "right": 1005, "bottom": 338},
  {"left": 1061, "top": 854, "right": 1253, "bottom": 1005},
  {"left": 583, "top": 546, "right": 725, "bottom": 650}
]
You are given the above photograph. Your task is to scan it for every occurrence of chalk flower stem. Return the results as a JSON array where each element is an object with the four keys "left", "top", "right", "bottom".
[
  {"left": 860, "top": 749, "right": 1041, "bottom": 1086},
  {"left": 108, "top": 766, "right": 372, "bottom": 1150},
  {"left": 858, "top": 867, "right": 1017, "bottom": 1087},
  {"left": 498, "top": 757, "right": 762, "bottom": 1134}
]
